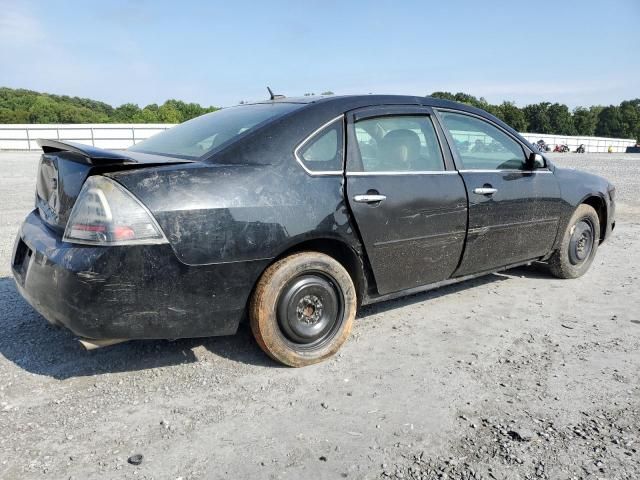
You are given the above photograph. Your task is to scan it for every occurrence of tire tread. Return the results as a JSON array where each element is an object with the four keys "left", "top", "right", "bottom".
[{"left": 548, "top": 204, "right": 600, "bottom": 279}]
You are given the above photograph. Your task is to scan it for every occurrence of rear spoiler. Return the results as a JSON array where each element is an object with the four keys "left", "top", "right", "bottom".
[
  {"left": 36, "top": 139, "right": 195, "bottom": 166},
  {"left": 37, "top": 139, "right": 135, "bottom": 164}
]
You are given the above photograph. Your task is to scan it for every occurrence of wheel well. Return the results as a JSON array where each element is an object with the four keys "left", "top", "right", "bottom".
[
  {"left": 582, "top": 196, "right": 607, "bottom": 242},
  {"left": 273, "top": 238, "right": 369, "bottom": 306}
]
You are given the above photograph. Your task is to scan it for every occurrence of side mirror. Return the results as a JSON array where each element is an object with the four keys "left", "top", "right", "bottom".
[{"left": 528, "top": 152, "right": 545, "bottom": 169}]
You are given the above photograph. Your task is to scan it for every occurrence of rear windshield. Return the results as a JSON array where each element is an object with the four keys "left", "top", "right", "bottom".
[{"left": 128, "top": 103, "right": 302, "bottom": 160}]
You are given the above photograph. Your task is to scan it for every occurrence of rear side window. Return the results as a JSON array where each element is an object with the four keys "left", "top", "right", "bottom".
[
  {"left": 438, "top": 111, "right": 526, "bottom": 170},
  {"left": 129, "top": 103, "right": 302, "bottom": 160},
  {"left": 296, "top": 118, "right": 343, "bottom": 173},
  {"left": 352, "top": 115, "right": 444, "bottom": 172}
]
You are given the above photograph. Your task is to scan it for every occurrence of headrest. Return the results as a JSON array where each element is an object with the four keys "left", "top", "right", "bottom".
[{"left": 380, "top": 129, "right": 421, "bottom": 166}]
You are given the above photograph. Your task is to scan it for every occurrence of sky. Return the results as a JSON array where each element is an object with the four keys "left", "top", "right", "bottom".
[{"left": 1, "top": 0, "right": 638, "bottom": 109}]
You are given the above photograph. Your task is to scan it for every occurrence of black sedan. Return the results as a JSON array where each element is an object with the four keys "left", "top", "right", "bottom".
[{"left": 11, "top": 95, "right": 616, "bottom": 366}]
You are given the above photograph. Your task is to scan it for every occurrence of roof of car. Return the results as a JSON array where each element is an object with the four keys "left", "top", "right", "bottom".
[
  {"left": 243, "top": 94, "right": 529, "bottom": 146},
  {"left": 249, "top": 94, "right": 484, "bottom": 115}
]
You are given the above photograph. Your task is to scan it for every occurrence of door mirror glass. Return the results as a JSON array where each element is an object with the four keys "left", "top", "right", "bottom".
[{"left": 528, "top": 152, "right": 546, "bottom": 169}]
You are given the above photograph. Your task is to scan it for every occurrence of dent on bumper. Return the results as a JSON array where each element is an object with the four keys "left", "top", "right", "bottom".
[{"left": 11, "top": 211, "right": 269, "bottom": 340}]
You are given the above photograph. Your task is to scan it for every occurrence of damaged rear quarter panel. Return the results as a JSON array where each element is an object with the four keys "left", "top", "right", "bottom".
[{"left": 110, "top": 158, "right": 361, "bottom": 267}]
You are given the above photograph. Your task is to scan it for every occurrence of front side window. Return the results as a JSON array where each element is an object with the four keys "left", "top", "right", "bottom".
[
  {"left": 129, "top": 103, "right": 302, "bottom": 160},
  {"left": 438, "top": 111, "right": 526, "bottom": 170},
  {"left": 353, "top": 115, "right": 444, "bottom": 172},
  {"left": 296, "top": 119, "right": 343, "bottom": 172}
]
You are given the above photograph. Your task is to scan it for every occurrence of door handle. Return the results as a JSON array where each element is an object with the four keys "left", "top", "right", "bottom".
[
  {"left": 473, "top": 187, "right": 498, "bottom": 195},
  {"left": 353, "top": 194, "right": 387, "bottom": 204}
]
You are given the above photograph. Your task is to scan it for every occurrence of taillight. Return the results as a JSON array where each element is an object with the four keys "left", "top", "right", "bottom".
[{"left": 63, "top": 176, "right": 168, "bottom": 246}]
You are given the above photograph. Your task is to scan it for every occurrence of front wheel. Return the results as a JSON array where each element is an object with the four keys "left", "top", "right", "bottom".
[
  {"left": 548, "top": 204, "right": 600, "bottom": 279},
  {"left": 250, "top": 252, "right": 357, "bottom": 367}
]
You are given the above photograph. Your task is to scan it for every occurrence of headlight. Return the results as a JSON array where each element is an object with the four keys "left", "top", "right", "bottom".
[{"left": 63, "top": 176, "right": 168, "bottom": 246}]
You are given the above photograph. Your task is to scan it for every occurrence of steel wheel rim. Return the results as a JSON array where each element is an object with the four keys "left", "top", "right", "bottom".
[
  {"left": 568, "top": 218, "right": 595, "bottom": 265},
  {"left": 276, "top": 272, "right": 344, "bottom": 349}
]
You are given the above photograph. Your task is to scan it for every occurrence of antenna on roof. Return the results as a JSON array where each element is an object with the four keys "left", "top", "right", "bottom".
[{"left": 267, "top": 86, "right": 285, "bottom": 100}]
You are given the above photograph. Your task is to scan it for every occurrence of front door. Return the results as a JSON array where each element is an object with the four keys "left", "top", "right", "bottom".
[
  {"left": 435, "top": 109, "right": 563, "bottom": 276},
  {"left": 345, "top": 106, "right": 468, "bottom": 295}
]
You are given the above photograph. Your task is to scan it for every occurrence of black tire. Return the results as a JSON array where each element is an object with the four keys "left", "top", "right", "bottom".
[
  {"left": 249, "top": 252, "right": 357, "bottom": 367},
  {"left": 548, "top": 204, "right": 600, "bottom": 279}
]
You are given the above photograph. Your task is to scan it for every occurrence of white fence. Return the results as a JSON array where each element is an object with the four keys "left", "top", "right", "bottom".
[
  {"left": 520, "top": 133, "right": 636, "bottom": 153},
  {"left": 0, "top": 124, "right": 175, "bottom": 151},
  {"left": 0, "top": 124, "right": 636, "bottom": 153}
]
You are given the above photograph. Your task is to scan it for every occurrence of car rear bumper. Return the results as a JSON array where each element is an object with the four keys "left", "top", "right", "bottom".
[{"left": 11, "top": 210, "right": 269, "bottom": 340}]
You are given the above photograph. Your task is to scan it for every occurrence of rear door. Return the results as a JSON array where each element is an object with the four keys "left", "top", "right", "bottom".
[
  {"left": 345, "top": 106, "right": 468, "bottom": 295},
  {"left": 435, "top": 109, "right": 563, "bottom": 276}
]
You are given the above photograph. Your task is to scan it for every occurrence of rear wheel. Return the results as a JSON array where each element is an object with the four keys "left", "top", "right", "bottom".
[
  {"left": 250, "top": 252, "right": 357, "bottom": 367},
  {"left": 548, "top": 204, "right": 600, "bottom": 279}
]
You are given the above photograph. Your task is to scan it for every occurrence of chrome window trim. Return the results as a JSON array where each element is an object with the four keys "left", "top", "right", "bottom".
[
  {"left": 457, "top": 169, "right": 553, "bottom": 174},
  {"left": 347, "top": 170, "right": 458, "bottom": 176},
  {"left": 294, "top": 115, "right": 344, "bottom": 176}
]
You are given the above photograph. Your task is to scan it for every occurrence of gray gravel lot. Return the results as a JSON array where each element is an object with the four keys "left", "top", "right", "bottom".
[{"left": 0, "top": 152, "right": 639, "bottom": 479}]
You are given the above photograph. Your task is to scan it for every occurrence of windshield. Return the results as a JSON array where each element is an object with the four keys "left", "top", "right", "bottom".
[{"left": 128, "top": 103, "right": 302, "bottom": 160}]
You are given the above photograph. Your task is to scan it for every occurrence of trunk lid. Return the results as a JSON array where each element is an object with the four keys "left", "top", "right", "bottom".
[{"left": 35, "top": 140, "right": 193, "bottom": 233}]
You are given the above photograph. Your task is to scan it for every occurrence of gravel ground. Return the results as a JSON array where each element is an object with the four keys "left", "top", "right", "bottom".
[{"left": 1, "top": 152, "right": 639, "bottom": 480}]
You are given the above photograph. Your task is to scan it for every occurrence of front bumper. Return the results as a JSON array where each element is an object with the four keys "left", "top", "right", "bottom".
[
  {"left": 11, "top": 210, "right": 269, "bottom": 340},
  {"left": 605, "top": 196, "right": 615, "bottom": 241}
]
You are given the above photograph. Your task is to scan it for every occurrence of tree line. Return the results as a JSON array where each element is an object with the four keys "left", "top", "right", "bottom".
[
  {"left": 430, "top": 92, "right": 640, "bottom": 141},
  {"left": 0, "top": 88, "right": 219, "bottom": 124},
  {"left": 0, "top": 87, "right": 638, "bottom": 141}
]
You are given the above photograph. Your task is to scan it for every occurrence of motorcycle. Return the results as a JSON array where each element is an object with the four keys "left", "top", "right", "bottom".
[
  {"left": 553, "top": 144, "right": 570, "bottom": 153},
  {"left": 535, "top": 139, "right": 550, "bottom": 152}
]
